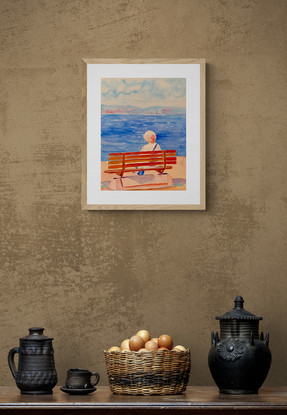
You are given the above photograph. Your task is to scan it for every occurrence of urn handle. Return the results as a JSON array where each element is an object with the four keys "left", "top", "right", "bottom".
[{"left": 8, "top": 347, "right": 20, "bottom": 379}]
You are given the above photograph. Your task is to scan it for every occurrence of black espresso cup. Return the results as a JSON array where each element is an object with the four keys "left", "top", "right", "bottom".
[{"left": 66, "top": 368, "right": 100, "bottom": 389}]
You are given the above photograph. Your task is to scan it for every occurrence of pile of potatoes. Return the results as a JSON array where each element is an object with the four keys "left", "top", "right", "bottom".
[{"left": 108, "top": 329, "right": 187, "bottom": 352}]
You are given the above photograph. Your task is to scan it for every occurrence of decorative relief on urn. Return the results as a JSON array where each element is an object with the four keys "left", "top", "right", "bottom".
[{"left": 217, "top": 338, "right": 246, "bottom": 362}]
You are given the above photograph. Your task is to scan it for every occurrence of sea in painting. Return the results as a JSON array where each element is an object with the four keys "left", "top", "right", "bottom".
[
  {"left": 101, "top": 78, "right": 187, "bottom": 191},
  {"left": 101, "top": 113, "right": 186, "bottom": 161}
]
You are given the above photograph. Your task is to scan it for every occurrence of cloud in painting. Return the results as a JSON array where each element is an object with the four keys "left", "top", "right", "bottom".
[{"left": 101, "top": 78, "right": 186, "bottom": 108}]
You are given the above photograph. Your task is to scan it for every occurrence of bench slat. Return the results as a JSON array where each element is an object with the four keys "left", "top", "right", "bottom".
[
  {"left": 124, "top": 152, "right": 175, "bottom": 158},
  {"left": 108, "top": 156, "right": 164, "bottom": 163},
  {"left": 105, "top": 166, "right": 173, "bottom": 174},
  {"left": 124, "top": 154, "right": 164, "bottom": 159},
  {"left": 109, "top": 150, "right": 176, "bottom": 156},
  {"left": 109, "top": 152, "right": 171, "bottom": 160},
  {"left": 123, "top": 156, "right": 176, "bottom": 162},
  {"left": 108, "top": 161, "right": 176, "bottom": 170},
  {"left": 107, "top": 156, "right": 125, "bottom": 161}
]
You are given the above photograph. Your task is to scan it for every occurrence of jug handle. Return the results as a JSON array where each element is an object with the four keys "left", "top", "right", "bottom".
[
  {"left": 8, "top": 347, "right": 20, "bottom": 379},
  {"left": 90, "top": 372, "right": 100, "bottom": 387}
]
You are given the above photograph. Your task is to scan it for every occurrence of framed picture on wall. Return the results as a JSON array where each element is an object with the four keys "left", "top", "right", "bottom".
[{"left": 82, "top": 59, "right": 205, "bottom": 210}]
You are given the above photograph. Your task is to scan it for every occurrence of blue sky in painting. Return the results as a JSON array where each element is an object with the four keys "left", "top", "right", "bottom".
[{"left": 101, "top": 78, "right": 186, "bottom": 108}]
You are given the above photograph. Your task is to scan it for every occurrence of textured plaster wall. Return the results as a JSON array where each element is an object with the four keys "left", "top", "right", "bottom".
[{"left": 0, "top": 0, "right": 287, "bottom": 387}]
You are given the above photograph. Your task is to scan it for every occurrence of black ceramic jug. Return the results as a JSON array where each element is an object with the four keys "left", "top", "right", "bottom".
[
  {"left": 208, "top": 296, "right": 271, "bottom": 394},
  {"left": 8, "top": 327, "right": 58, "bottom": 394}
]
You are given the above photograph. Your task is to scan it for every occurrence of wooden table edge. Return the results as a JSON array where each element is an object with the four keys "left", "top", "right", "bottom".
[{"left": 1, "top": 386, "right": 287, "bottom": 410}]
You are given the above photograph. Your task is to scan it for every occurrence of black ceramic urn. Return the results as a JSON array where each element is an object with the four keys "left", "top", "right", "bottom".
[
  {"left": 8, "top": 327, "right": 58, "bottom": 394},
  {"left": 208, "top": 296, "right": 271, "bottom": 394}
]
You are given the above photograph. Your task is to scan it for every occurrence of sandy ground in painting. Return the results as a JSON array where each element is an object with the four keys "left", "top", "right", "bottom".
[{"left": 101, "top": 156, "right": 186, "bottom": 191}]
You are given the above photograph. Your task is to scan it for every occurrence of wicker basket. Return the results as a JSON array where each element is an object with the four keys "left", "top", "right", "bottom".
[{"left": 104, "top": 349, "right": 191, "bottom": 395}]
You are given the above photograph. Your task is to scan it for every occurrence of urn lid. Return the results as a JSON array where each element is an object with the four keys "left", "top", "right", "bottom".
[
  {"left": 20, "top": 327, "right": 53, "bottom": 341},
  {"left": 216, "top": 296, "right": 263, "bottom": 321}
]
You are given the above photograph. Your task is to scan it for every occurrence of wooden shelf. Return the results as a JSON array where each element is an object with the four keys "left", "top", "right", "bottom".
[{"left": 0, "top": 386, "right": 287, "bottom": 414}]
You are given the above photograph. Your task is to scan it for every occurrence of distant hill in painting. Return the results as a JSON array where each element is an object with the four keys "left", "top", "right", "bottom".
[{"left": 101, "top": 105, "right": 185, "bottom": 115}]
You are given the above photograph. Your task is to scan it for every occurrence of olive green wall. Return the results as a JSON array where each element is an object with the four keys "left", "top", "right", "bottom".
[{"left": 1, "top": 0, "right": 287, "bottom": 387}]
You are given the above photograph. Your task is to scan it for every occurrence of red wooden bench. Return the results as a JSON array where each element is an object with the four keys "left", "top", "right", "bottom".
[{"left": 104, "top": 150, "right": 177, "bottom": 177}]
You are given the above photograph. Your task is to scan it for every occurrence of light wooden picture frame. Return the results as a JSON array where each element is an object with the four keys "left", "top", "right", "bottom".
[{"left": 82, "top": 59, "right": 205, "bottom": 210}]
